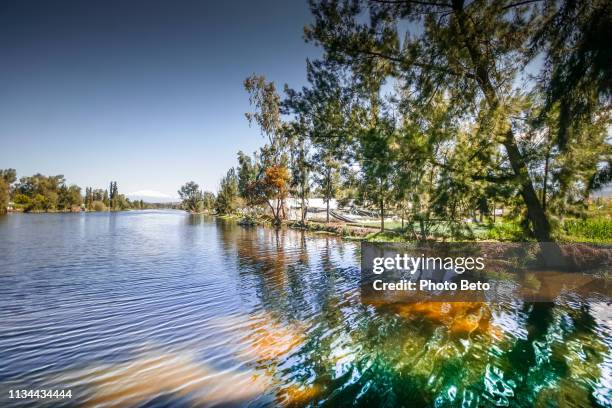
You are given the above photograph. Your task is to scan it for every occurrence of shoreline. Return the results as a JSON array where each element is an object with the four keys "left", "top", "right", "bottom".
[
  {"left": 3, "top": 210, "right": 610, "bottom": 244},
  {"left": 215, "top": 213, "right": 466, "bottom": 243},
  {"left": 213, "top": 213, "right": 612, "bottom": 245}
]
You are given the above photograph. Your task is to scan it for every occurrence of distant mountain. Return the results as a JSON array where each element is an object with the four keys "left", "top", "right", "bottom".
[{"left": 126, "top": 190, "right": 178, "bottom": 203}]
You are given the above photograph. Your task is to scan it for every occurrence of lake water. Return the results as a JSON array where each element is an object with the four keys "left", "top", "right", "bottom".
[{"left": 0, "top": 210, "right": 610, "bottom": 407}]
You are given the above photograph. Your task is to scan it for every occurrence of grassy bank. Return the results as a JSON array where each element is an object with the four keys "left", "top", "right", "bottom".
[{"left": 213, "top": 212, "right": 612, "bottom": 244}]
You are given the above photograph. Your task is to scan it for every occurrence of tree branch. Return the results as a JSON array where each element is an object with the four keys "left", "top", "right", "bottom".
[
  {"left": 501, "top": 0, "right": 543, "bottom": 10},
  {"left": 370, "top": 0, "right": 452, "bottom": 7},
  {"left": 355, "top": 48, "right": 477, "bottom": 80},
  {"left": 471, "top": 173, "right": 516, "bottom": 182}
]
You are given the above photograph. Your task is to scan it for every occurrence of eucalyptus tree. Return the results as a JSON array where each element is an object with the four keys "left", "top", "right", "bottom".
[
  {"left": 178, "top": 181, "right": 204, "bottom": 213},
  {"left": 244, "top": 74, "right": 285, "bottom": 165},
  {"left": 244, "top": 74, "right": 293, "bottom": 222},
  {"left": 305, "top": 0, "right": 609, "bottom": 241}
]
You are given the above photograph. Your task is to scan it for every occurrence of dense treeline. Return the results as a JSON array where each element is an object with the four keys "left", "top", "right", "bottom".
[
  {"left": 207, "top": 0, "right": 610, "bottom": 241},
  {"left": 0, "top": 169, "right": 173, "bottom": 213}
]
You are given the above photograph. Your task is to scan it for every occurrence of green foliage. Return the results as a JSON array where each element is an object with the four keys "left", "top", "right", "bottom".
[
  {"left": 236, "top": 151, "right": 260, "bottom": 201},
  {"left": 209, "top": 0, "right": 610, "bottom": 243},
  {"left": 178, "top": 181, "right": 209, "bottom": 213},
  {"left": 563, "top": 218, "right": 612, "bottom": 242},
  {"left": 58, "top": 184, "right": 83, "bottom": 210},
  {"left": 286, "top": 122, "right": 312, "bottom": 223},
  {"left": 533, "top": 0, "right": 611, "bottom": 152},
  {"left": 485, "top": 220, "right": 528, "bottom": 242},
  {"left": 0, "top": 169, "right": 17, "bottom": 184},
  {"left": 92, "top": 201, "right": 107, "bottom": 212},
  {"left": 300, "top": 0, "right": 610, "bottom": 242},
  {"left": 358, "top": 120, "right": 398, "bottom": 231},
  {"left": 0, "top": 168, "right": 15, "bottom": 214},
  {"left": 103, "top": 190, "right": 109, "bottom": 207},
  {"left": 14, "top": 174, "right": 65, "bottom": 211},
  {"left": 109, "top": 181, "right": 118, "bottom": 210},
  {"left": 0, "top": 180, "right": 9, "bottom": 214},
  {"left": 4, "top": 171, "right": 146, "bottom": 213},
  {"left": 201, "top": 191, "right": 215, "bottom": 211},
  {"left": 215, "top": 169, "right": 240, "bottom": 215},
  {"left": 244, "top": 74, "right": 283, "bottom": 163}
]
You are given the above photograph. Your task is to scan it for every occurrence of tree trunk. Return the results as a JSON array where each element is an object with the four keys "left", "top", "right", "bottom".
[
  {"left": 419, "top": 218, "right": 426, "bottom": 242},
  {"left": 267, "top": 200, "right": 278, "bottom": 225},
  {"left": 281, "top": 198, "right": 286, "bottom": 220},
  {"left": 503, "top": 132, "right": 553, "bottom": 241},
  {"left": 453, "top": 0, "right": 553, "bottom": 242},
  {"left": 301, "top": 195, "right": 307, "bottom": 224},
  {"left": 276, "top": 199, "right": 282, "bottom": 225},
  {"left": 380, "top": 197, "right": 384, "bottom": 232}
]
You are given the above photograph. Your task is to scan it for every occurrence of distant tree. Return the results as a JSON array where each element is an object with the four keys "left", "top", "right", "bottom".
[
  {"left": 84, "top": 187, "right": 93, "bottom": 210},
  {"left": 108, "top": 181, "right": 119, "bottom": 210},
  {"left": 236, "top": 151, "right": 260, "bottom": 204},
  {"left": 0, "top": 168, "right": 16, "bottom": 214},
  {"left": 15, "top": 174, "right": 65, "bottom": 211},
  {"left": 113, "top": 193, "right": 130, "bottom": 210},
  {"left": 215, "top": 169, "right": 240, "bottom": 215},
  {"left": 58, "top": 184, "right": 82, "bottom": 211},
  {"left": 92, "top": 201, "right": 106, "bottom": 212},
  {"left": 103, "top": 190, "right": 110, "bottom": 208},
  {"left": 178, "top": 181, "right": 204, "bottom": 213},
  {"left": 0, "top": 169, "right": 17, "bottom": 185},
  {"left": 0, "top": 182, "right": 8, "bottom": 214},
  {"left": 201, "top": 191, "right": 216, "bottom": 211}
]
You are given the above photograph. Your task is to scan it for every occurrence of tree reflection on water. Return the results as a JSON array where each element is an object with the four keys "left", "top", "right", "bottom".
[
  {"left": 218, "top": 220, "right": 610, "bottom": 407},
  {"left": 19, "top": 216, "right": 610, "bottom": 407}
]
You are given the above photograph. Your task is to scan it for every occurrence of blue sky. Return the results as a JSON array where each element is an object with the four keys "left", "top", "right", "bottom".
[{"left": 0, "top": 0, "right": 319, "bottom": 198}]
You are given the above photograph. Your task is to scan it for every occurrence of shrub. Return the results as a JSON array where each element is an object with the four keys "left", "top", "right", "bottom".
[
  {"left": 485, "top": 220, "right": 526, "bottom": 241},
  {"left": 92, "top": 201, "right": 107, "bottom": 212},
  {"left": 563, "top": 218, "right": 612, "bottom": 242}
]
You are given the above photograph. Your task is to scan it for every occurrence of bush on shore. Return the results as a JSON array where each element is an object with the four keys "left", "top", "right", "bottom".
[
  {"left": 92, "top": 201, "right": 107, "bottom": 212},
  {"left": 563, "top": 218, "right": 612, "bottom": 242}
]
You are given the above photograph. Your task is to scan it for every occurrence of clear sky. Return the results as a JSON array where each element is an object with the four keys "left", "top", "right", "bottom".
[{"left": 0, "top": 0, "right": 319, "bottom": 199}]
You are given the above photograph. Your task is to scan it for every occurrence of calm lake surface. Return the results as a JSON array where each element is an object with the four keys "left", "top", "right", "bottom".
[{"left": 0, "top": 210, "right": 610, "bottom": 407}]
